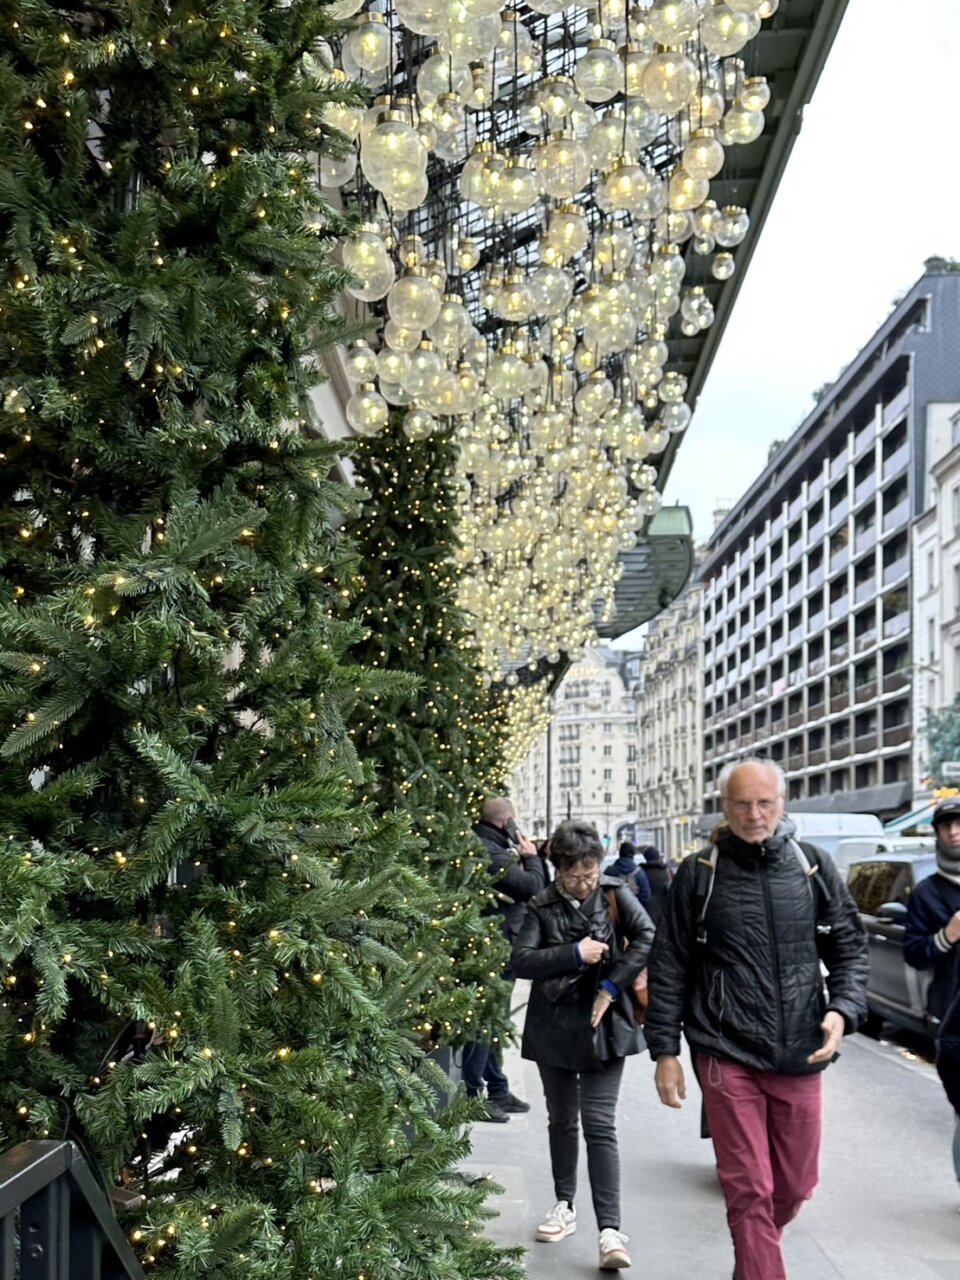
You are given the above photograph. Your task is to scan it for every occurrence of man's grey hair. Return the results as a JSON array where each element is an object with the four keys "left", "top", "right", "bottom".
[
  {"left": 718, "top": 759, "right": 786, "bottom": 800},
  {"left": 481, "top": 796, "right": 515, "bottom": 824}
]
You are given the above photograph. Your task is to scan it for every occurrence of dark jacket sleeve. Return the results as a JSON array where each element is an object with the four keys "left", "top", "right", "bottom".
[
  {"left": 813, "top": 848, "right": 869, "bottom": 1032},
  {"left": 905, "top": 878, "right": 955, "bottom": 971},
  {"left": 644, "top": 855, "right": 698, "bottom": 1060},
  {"left": 511, "top": 902, "right": 580, "bottom": 980},
  {"left": 633, "top": 867, "right": 652, "bottom": 907},
  {"left": 490, "top": 846, "right": 548, "bottom": 903},
  {"left": 607, "top": 885, "right": 655, "bottom": 991}
]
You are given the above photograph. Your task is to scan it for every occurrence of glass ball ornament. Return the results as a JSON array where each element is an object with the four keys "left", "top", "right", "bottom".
[
  {"left": 346, "top": 383, "right": 389, "bottom": 436},
  {"left": 401, "top": 342, "right": 444, "bottom": 397},
  {"left": 740, "top": 75, "right": 771, "bottom": 113},
  {"left": 712, "top": 251, "right": 736, "bottom": 280},
  {"left": 376, "top": 347, "right": 411, "bottom": 385},
  {"left": 322, "top": 96, "right": 364, "bottom": 141},
  {"left": 529, "top": 266, "right": 574, "bottom": 317},
  {"left": 496, "top": 13, "right": 537, "bottom": 74},
  {"left": 319, "top": 150, "right": 356, "bottom": 188},
  {"left": 344, "top": 14, "right": 392, "bottom": 72},
  {"left": 641, "top": 50, "right": 699, "bottom": 113},
  {"left": 342, "top": 227, "right": 396, "bottom": 302},
  {"left": 538, "top": 133, "right": 591, "bottom": 199},
  {"left": 379, "top": 380, "right": 412, "bottom": 407},
  {"left": 758, "top": 0, "right": 779, "bottom": 15},
  {"left": 588, "top": 112, "right": 641, "bottom": 170},
  {"left": 624, "top": 98, "right": 662, "bottom": 146},
  {"left": 621, "top": 43, "right": 650, "bottom": 98},
  {"left": 384, "top": 320, "right": 422, "bottom": 352},
  {"left": 593, "top": 225, "right": 635, "bottom": 273},
  {"left": 601, "top": 161, "right": 652, "bottom": 214},
  {"left": 683, "top": 128, "right": 725, "bottom": 179},
  {"left": 693, "top": 234, "right": 715, "bottom": 255},
  {"left": 403, "top": 407, "right": 439, "bottom": 440},
  {"left": 680, "top": 286, "right": 715, "bottom": 330},
  {"left": 500, "top": 156, "right": 539, "bottom": 215},
  {"left": 715, "top": 204, "right": 750, "bottom": 246},
  {"left": 645, "top": 0, "right": 700, "bottom": 43},
  {"left": 536, "top": 75, "right": 579, "bottom": 123},
  {"left": 574, "top": 40, "right": 624, "bottom": 104},
  {"left": 455, "top": 236, "right": 480, "bottom": 272},
  {"left": 433, "top": 120, "right": 475, "bottom": 164},
  {"left": 497, "top": 274, "right": 536, "bottom": 323},
  {"left": 701, "top": 4, "right": 759, "bottom": 54},
  {"left": 422, "top": 369, "right": 462, "bottom": 415},
  {"left": 721, "top": 103, "right": 765, "bottom": 145},
  {"left": 433, "top": 91, "right": 466, "bottom": 135},
  {"left": 661, "top": 401, "right": 692, "bottom": 433},
  {"left": 727, "top": 0, "right": 762, "bottom": 11},
  {"left": 427, "top": 295, "right": 470, "bottom": 355},
  {"left": 344, "top": 342, "right": 379, "bottom": 383},
  {"left": 568, "top": 100, "right": 598, "bottom": 140},
  {"left": 387, "top": 272, "right": 443, "bottom": 330},
  {"left": 439, "top": 9, "right": 501, "bottom": 61},
  {"left": 658, "top": 370, "right": 688, "bottom": 403},
  {"left": 395, "top": 0, "right": 446, "bottom": 34},
  {"left": 692, "top": 199, "right": 720, "bottom": 238},
  {"left": 669, "top": 166, "right": 709, "bottom": 210},
  {"left": 575, "top": 373, "right": 615, "bottom": 423},
  {"left": 486, "top": 348, "right": 527, "bottom": 400},
  {"left": 695, "top": 84, "right": 726, "bottom": 128},
  {"left": 417, "top": 52, "right": 472, "bottom": 105},
  {"left": 360, "top": 115, "right": 424, "bottom": 185}
]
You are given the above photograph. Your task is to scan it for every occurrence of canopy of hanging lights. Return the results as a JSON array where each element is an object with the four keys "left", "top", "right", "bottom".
[{"left": 323, "top": 0, "right": 779, "bottom": 682}]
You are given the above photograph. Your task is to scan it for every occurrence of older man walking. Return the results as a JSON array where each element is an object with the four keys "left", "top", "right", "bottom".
[{"left": 645, "top": 759, "right": 867, "bottom": 1280}]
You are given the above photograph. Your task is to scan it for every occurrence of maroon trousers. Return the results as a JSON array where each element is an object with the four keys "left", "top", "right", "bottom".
[{"left": 696, "top": 1053, "right": 822, "bottom": 1280}]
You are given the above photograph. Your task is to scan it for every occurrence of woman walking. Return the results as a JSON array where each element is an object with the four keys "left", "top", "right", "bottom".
[{"left": 512, "top": 820, "right": 655, "bottom": 1271}]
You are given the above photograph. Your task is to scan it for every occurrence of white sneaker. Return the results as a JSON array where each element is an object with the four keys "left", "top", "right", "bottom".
[
  {"left": 535, "top": 1201, "right": 577, "bottom": 1242},
  {"left": 598, "top": 1228, "right": 631, "bottom": 1270}
]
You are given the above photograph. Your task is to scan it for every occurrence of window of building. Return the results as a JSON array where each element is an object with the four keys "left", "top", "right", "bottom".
[
  {"left": 603, "top": 792, "right": 613, "bottom": 804},
  {"left": 603, "top": 722, "right": 612, "bottom": 733},
  {"left": 928, "top": 550, "right": 936, "bottom": 592},
  {"left": 603, "top": 744, "right": 612, "bottom": 757},
  {"left": 603, "top": 768, "right": 613, "bottom": 781},
  {"left": 929, "top": 617, "right": 936, "bottom": 660},
  {"left": 953, "top": 487, "right": 960, "bottom": 535}
]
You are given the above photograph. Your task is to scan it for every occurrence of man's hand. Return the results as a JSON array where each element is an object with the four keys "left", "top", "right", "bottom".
[
  {"left": 944, "top": 909, "right": 960, "bottom": 945},
  {"left": 516, "top": 833, "right": 538, "bottom": 856},
  {"left": 654, "top": 1056, "right": 686, "bottom": 1109},
  {"left": 591, "top": 990, "right": 613, "bottom": 1027},
  {"left": 578, "top": 938, "right": 609, "bottom": 965},
  {"left": 807, "top": 1010, "right": 845, "bottom": 1065}
]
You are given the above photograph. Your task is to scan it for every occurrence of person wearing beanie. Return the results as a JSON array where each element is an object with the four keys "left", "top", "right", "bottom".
[
  {"left": 635, "top": 844, "right": 673, "bottom": 927},
  {"left": 905, "top": 797, "right": 960, "bottom": 1196},
  {"left": 609, "top": 840, "right": 651, "bottom": 908}
]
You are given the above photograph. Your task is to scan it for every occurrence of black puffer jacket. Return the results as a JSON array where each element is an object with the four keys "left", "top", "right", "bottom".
[
  {"left": 645, "top": 823, "right": 868, "bottom": 1075},
  {"left": 473, "top": 820, "right": 548, "bottom": 944},
  {"left": 512, "top": 877, "right": 655, "bottom": 1071}
]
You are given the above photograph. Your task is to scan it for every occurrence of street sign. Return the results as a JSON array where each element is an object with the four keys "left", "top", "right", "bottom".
[{"left": 942, "top": 762, "right": 960, "bottom": 781}]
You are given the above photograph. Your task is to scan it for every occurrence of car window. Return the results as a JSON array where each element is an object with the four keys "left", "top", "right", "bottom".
[{"left": 848, "top": 860, "right": 915, "bottom": 914}]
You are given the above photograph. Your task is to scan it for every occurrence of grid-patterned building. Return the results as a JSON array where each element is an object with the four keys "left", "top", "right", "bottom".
[{"left": 700, "top": 262, "right": 960, "bottom": 818}]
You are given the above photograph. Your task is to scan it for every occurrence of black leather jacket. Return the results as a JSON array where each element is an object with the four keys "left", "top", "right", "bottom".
[
  {"left": 512, "top": 878, "right": 655, "bottom": 1071},
  {"left": 645, "top": 826, "right": 868, "bottom": 1075},
  {"left": 473, "top": 820, "right": 548, "bottom": 944}
]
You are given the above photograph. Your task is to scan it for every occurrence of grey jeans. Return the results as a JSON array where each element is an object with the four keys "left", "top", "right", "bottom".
[{"left": 537, "top": 1057, "right": 625, "bottom": 1230}]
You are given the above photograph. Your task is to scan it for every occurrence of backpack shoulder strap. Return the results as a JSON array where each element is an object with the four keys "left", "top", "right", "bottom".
[
  {"left": 694, "top": 845, "right": 719, "bottom": 945},
  {"left": 788, "top": 838, "right": 833, "bottom": 925},
  {"left": 605, "top": 886, "right": 621, "bottom": 932}
]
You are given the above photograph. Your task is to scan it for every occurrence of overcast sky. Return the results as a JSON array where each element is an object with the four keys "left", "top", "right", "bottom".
[{"left": 612, "top": 0, "right": 960, "bottom": 649}]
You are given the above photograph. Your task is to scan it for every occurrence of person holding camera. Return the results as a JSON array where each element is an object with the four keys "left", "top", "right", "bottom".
[
  {"left": 464, "top": 797, "right": 547, "bottom": 1121},
  {"left": 512, "top": 820, "right": 655, "bottom": 1270}
]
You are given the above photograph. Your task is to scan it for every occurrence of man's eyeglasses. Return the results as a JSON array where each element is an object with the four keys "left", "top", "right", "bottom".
[{"left": 726, "top": 799, "right": 779, "bottom": 814}]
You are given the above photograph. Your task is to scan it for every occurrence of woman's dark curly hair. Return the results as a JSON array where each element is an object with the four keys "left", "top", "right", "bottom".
[{"left": 548, "top": 820, "right": 604, "bottom": 872}]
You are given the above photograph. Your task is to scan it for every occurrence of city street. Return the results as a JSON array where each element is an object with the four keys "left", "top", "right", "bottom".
[{"left": 463, "top": 990, "right": 960, "bottom": 1279}]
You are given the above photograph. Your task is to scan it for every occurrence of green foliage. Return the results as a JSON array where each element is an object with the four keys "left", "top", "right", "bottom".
[
  {"left": 347, "top": 423, "right": 515, "bottom": 1048},
  {"left": 924, "top": 702, "right": 960, "bottom": 786},
  {"left": 0, "top": 1, "right": 522, "bottom": 1276}
]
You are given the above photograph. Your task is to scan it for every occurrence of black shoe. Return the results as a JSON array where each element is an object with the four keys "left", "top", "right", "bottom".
[
  {"left": 476, "top": 1099, "right": 510, "bottom": 1123},
  {"left": 494, "top": 1091, "right": 531, "bottom": 1113}
]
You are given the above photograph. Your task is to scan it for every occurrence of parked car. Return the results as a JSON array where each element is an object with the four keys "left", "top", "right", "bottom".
[
  {"left": 846, "top": 852, "right": 937, "bottom": 1037},
  {"left": 834, "top": 835, "right": 935, "bottom": 881}
]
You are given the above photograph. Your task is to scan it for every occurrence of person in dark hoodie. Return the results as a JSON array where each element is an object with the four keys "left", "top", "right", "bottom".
[
  {"left": 646, "top": 759, "right": 867, "bottom": 1280},
  {"left": 636, "top": 844, "right": 673, "bottom": 926},
  {"left": 463, "top": 796, "right": 546, "bottom": 1122},
  {"left": 608, "top": 841, "right": 651, "bottom": 909},
  {"left": 904, "top": 797, "right": 960, "bottom": 1196}
]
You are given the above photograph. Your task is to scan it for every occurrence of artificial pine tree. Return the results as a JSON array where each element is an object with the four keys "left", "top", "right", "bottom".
[
  {"left": 0, "top": 2, "right": 521, "bottom": 1276},
  {"left": 347, "top": 421, "right": 519, "bottom": 1050}
]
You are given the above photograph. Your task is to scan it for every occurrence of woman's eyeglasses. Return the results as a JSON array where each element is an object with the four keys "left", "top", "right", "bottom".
[{"left": 561, "top": 871, "right": 600, "bottom": 887}]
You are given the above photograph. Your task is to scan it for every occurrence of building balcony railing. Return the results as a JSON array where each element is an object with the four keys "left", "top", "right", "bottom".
[
  {"left": 855, "top": 731, "right": 879, "bottom": 754},
  {"left": 788, "top": 669, "right": 805, "bottom": 688},
  {"left": 883, "top": 724, "right": 911, "bottom": 747},
  {"left": 830, "top": 692, "right": 850, "bottom": 713},
  {"left": 855, "top": 628, "right": 878, "bottom": 653},
  {"left": 854, "top": 679, "right": 878, "bottom": 703},
  {"left": 809, "top": 473, "right": 826, "bottom": 502},
  {"left": 787, "top": 536, "right": 804, "bottom": 565},
  {"left": 789, "top": 751, "right": 807, "bottom": 770},
  {"left": 882, "top": 611, "right": 910, "bottom": 639},
  {"left": 830, "top": 494, "right": 850, "bottom": 528},
  {"left": 854, "top": 526, "right": 877, "bottom": 555},
  {"left": 754, "top": 570, "right": 768, "bottom": 593},
  {"left": 883, "top": 668, "right": 910, "bottom": 693},
  {"left": 770, "top": 556, "right": 785, "bottom": 580},
  {"left": 788, "top": 709, "right": 806, "bottom": 729},
  {"left": 755, "top": 608, "right": 769, "bottom": 629},
  {"left": 771, "top": 717, "right": 786, "bottom": 734},
  {"left": 854, "top": 579, "right": 877, "bottom": 604},
  {"left": 771, "top": 637, "right": 786, "bottom": 657},
  {"left": 829, "top": 595, "right": 850, "bottom": 620},
  {"left": 770, "top": 596, "right": 786, "bottom": 620},
  {"left": 882, "top": 442, "right": 910, "bottom": 482},
  {"left": 854, "top": 419, "right": 877, "bottom": 457},
  {"left": 854, "top": 474, "right": 877, "bottom": 506},
  {"left": 830, "top": 737, "right": 852, "bottom": 758},
  {"left": 882, "top": 384, "right": 910, "bottom": 428},
  {"left": 882, "top": 497, "right": 910, "bottom": 533},
  {"left": 788, "top": 582, "right": 804, "bottom": 605},
  {"left": 882, "top": 555, "right": 909, "bottom": 587},
  {"left": 808, "top": 747, "right": 828, "bottom": 768},
  {"left": 755, "top": 646, "right": 769, "bottom": 666},
  {"left": 771, "top": 512, "right": 786, "bottom": 538},
  {"left": 830, "top": 548, "right": 849, "bottom": 575},
  {"left": 809, "top": 657, "right": 827, "bottom": 676},
  {"left": 809, "top": 608, "right": 826, "bottom": 632},
  {"left": 789, "top": 493, "right": 804, "bottom": 521},
  {"left": 829, "top": 642, "right": 850, "bottom": 667},
  {"left": 808, "top": 518, "right": 826, "bottom": 544},
  {"left": 830, "top": 448, "right": 850, "bottom": 482}
]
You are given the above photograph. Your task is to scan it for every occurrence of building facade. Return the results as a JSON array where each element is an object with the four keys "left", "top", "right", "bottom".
[
  {"left": 700, "top": 263, "right": 960, "bottom": 818},
  {"left": 507, "top": 648, "right": 639, "bottom": 846},
  {"left": 634, "top": 575, "right": 704, "bottom": 862}
]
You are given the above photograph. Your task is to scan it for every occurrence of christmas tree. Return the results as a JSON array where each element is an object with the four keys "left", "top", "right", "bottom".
[
  {"left": 347, "top": 421, "right": 517, "bottom": 1049},
  {"left": 0, "top": 0, "right": 521, "bottom": 1275}
]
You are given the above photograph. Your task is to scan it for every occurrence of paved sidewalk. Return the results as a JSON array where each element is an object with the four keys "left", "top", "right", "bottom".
[{"left": 461, "top": 984, "right": 960, "bottom": 1279}]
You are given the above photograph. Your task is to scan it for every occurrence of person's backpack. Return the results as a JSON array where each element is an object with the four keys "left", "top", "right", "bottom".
[{"left": 693, "top": 837, "right": 833, "bottom": 948}]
